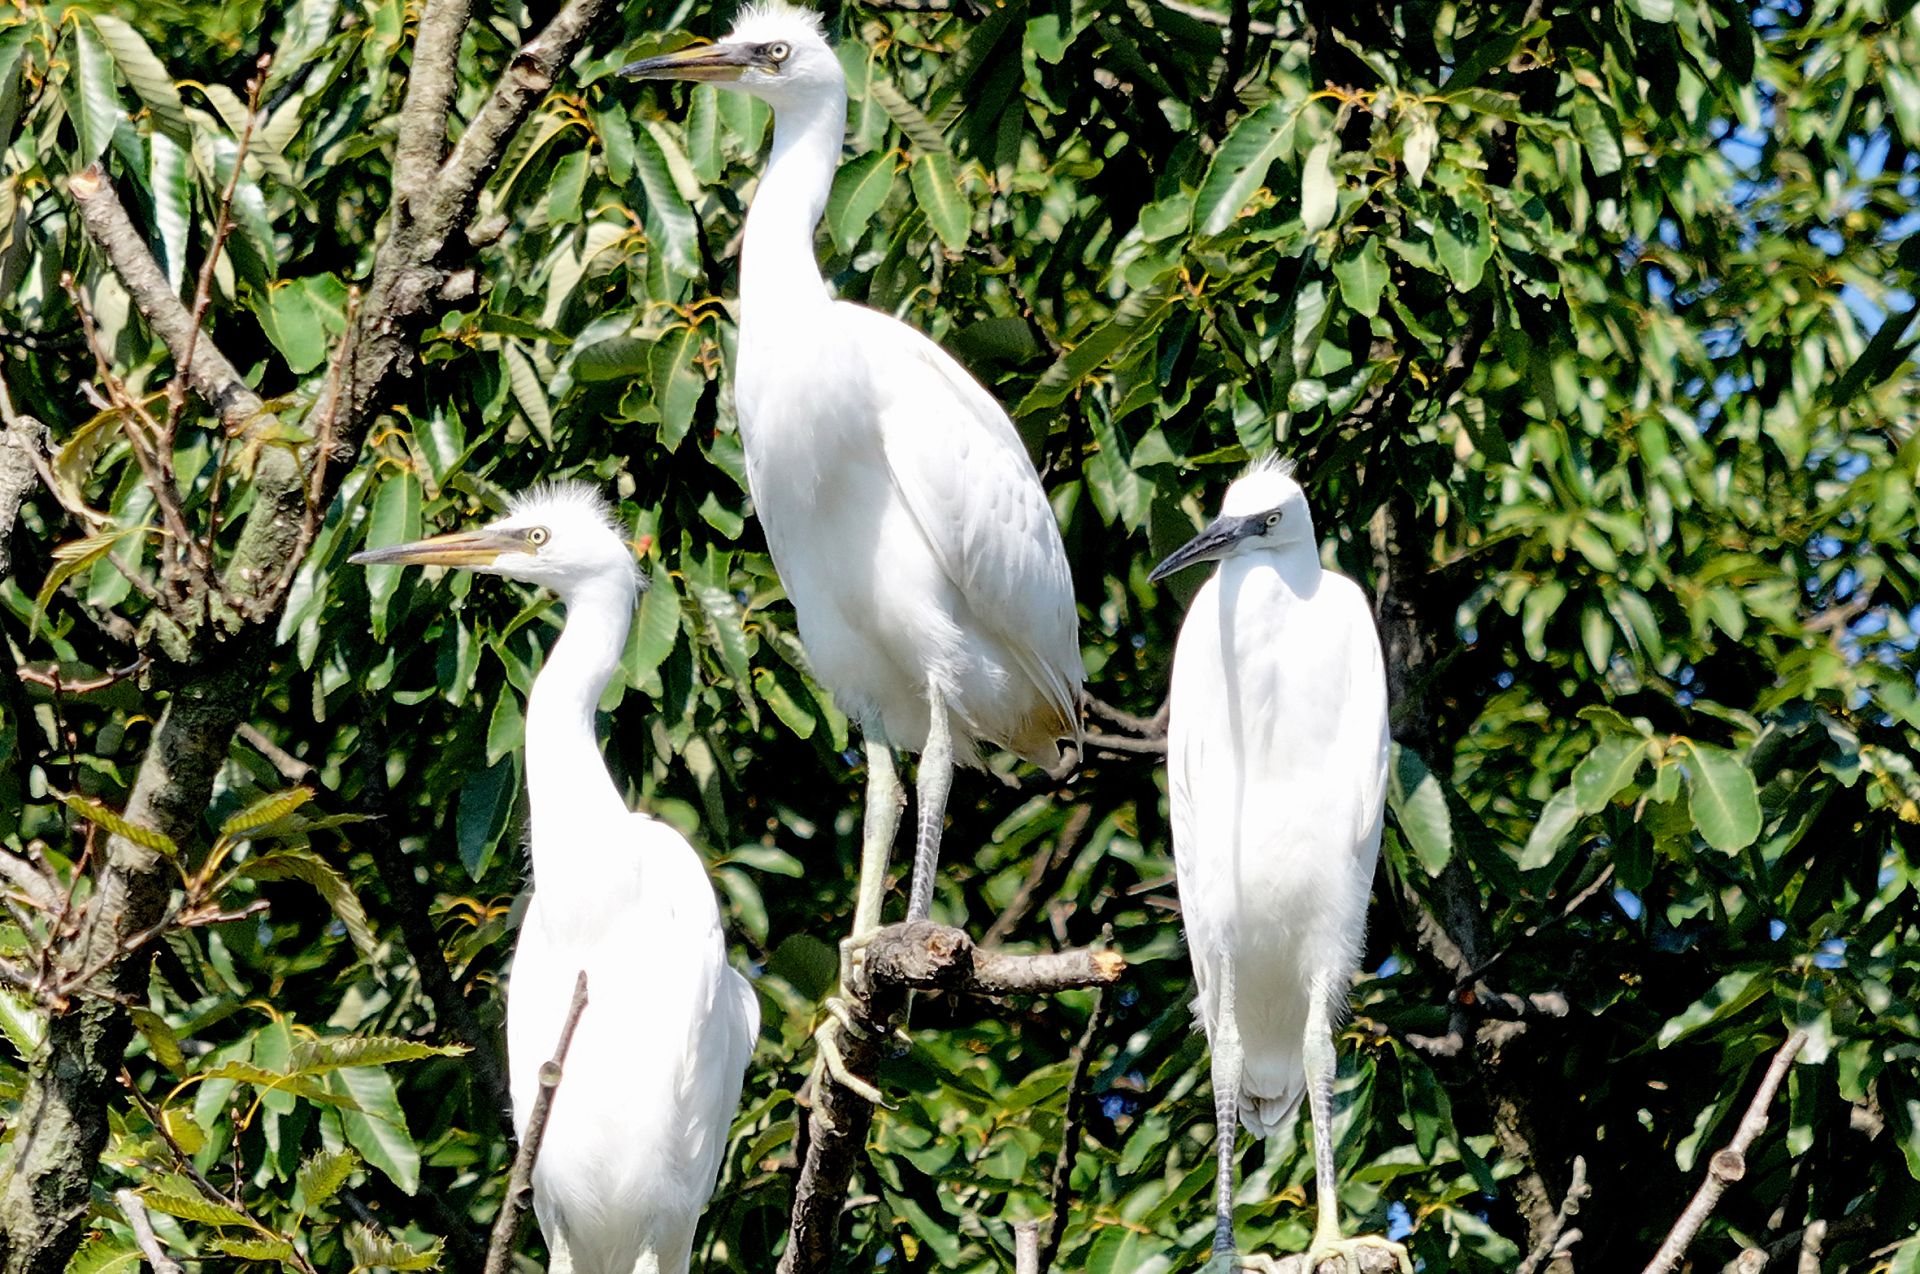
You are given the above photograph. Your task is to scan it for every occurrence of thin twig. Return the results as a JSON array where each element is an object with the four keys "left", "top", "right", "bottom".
[
  {"left": 1037, "top": 986, "right": 1109, "bottom": 1274},
  {"left": 114, "top": 1188, "right": 184, "bottom": 1274},
  {"left": 482, "top": 971, "right": 589, "bottom": 1274},
  {"left": 1641, "top": 1032, "right": 1810, "bottom": 1274},
  {"left": 1083, "top": 730, "right": 1168, "bottom": 756},
  {"left": 1014, "top": 1220, "right": 1041, "bottom": 1274},
  {"left": 1515, "top": 1154, "right": 1589, "bottom": 1274},
  {"left": 15, "top": 658, "right": 148, "bottom": 695},
  {"left": 236, "top": 723, "right": 312, "bottom": 782},
  {"left": 984, "top": 804, "right": 1093, "bottom": 947}
]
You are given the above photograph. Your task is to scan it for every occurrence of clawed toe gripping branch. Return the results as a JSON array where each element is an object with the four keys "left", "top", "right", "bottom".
[{"left": 782, "top": 920, "right": 1125, "bottom": 1274}]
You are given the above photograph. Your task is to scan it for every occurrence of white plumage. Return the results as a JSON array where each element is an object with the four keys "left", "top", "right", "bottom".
[
  {"left": 1151, "top": 459, "right": 1407, "bottom": 1273},
  {"left": 353, "top": 484, "right": 758, "bottom": 1274},
  {"left": 622, "top": 2, "right": 1081, "bottom": 932}
]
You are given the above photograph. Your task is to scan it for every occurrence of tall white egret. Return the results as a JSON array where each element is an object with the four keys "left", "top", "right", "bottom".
[
  {"left": 620, "top": 4, "right": 1082, "bottom": 947},
  {"left": 352, "top": 483, "right": 758, "bottom": 1274},
  {"left": 1149, "top": 459, "right": 1410, "bottom": 1274}
]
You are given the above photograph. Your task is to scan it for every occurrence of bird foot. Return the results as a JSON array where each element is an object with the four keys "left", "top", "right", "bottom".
[
  {"left": 1270, "top": 1232, "right": 1411, "bottom": 1274},
  {"left": 1197, "top": 1250, "right": 1241, "bottom": 1274},
  {"left": 811, "top": 997, "right": 889, "bottom": 1108}
]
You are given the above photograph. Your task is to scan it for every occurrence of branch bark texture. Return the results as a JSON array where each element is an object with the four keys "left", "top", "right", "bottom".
[
  {"left": 482, "top": 972, "right": 588, "bottom": 1274},
  {"left": 778, "top": 922, "right": 1125, "bottom": 1274}
]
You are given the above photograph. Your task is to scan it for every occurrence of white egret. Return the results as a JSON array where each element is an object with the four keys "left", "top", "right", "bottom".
[
  {"left": 1149, "top": 459, "right": 1410, "bottom": 1274},
  {"left": 353, "top": 483, "right": 758, "bottom": 1274},
  {"left": 620, "top": 4, "right": 1082, "bottom": 945}
]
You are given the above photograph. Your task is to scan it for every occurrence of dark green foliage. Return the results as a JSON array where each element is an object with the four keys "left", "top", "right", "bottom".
[{"left": 0, "top": 0, "right": 1915, "bottom": 1271}]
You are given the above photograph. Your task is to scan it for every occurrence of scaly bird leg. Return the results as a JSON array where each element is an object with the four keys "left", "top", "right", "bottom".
[
  {"left": 1198, "top": 957, "right": 1244, "bottom": 1274},
  {"left": 905, "top": 681, "right": 953, "bottom": 923},
  {"left": 1292, "top": 983, "right": 1411, "bottom": 1274},
  {"left": 813, "top": 736, "right": 903, "bottom": 1110}
]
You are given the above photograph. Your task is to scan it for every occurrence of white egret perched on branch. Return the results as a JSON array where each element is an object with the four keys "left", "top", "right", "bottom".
[
  {"left": 1149, "top": 459, "right": 1411, "bottom": 1274},
  {"left": 353, "top": 483, "right": 758, "bottom": 1274},
  {"left": 620, "top": 4, "right": 1082, "bottom": 948}
]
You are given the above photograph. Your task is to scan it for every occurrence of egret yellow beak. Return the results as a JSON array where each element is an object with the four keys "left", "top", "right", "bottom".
[
  {"left": 350, "top": 528, "right": 531, "bottom": 569},
  {"left": 619, "top": 41, "right": 761, "bottom": 83}
]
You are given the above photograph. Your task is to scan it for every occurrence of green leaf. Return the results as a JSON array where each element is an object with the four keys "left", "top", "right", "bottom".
[
  {"left": 828, "top": 149, "right": 898, "bottom": 253},
  {"left": 631, "top": 125, "right": 700, "bottom": 277},
  {"left": 68, "top": 1236, "right": 141, "bottom": 1274},
  {"left": 296, "top": 1147, "right": 360, "bottom": 1211},
  {"left": 1571, "top": 735, "right": 1648, "bottom": 814},
  {"left": 238, "top": 850, "right": 376, "bottom": 954},
  {"left": 1332, "top": 237, "right": 1388, "bottom": 318},
  {"left": 503, "top": 342, "right": 553, "bottom": 446},
  {"left": 219, "top": 787, "right": 314, "bottom": 838},
  {"left": 1623, "top": 0, "right": 1674, "bottom": 20},
  {"left": 33, "top": 528, "right": 139, "bottom": 638},
  {"left": 1656, "top": 968, "right": 1768, "bottom": 1047},
  {"left": 689, "top": 577, "right": 754, "bottom": 692},
  {"left": 868, "top": 77, "right": 948, "bottom": 155},
  {"left": 69, "top": 20, "right": 122, "bottom": 165},
  {"left": 290, "top": 1034, "right": 465, "bottom": 1074},
  {"left": 456, "top": 758, "right": 516, "bottom": 880},
  {"left": 546, "top": 148, "right": 587, "bottom": 225},
  {"left": 649, "top": 325, "right": 706, "bottom": 451},
  {"left": 61, "top": 794, "right": 180, "bottom": 856},
  {"left": 910, "top": 151, "right": 969, "bottom": 252},
  {"left": 485, "top": 686, "right": 524, "bottom": 766},
  {"left": 1386, "top": 744, "right": 1453, "bottom": 875},
  {"left": 89, "top": 14, "right": 190, "bottom": 141},
  {"left": 1518, "top": 785, "right": 1581, "bottom": 871},
  {"left": 628, "top": 569, "right": 682, "bottom": 686},
  {"left": 1196, "top": 98, "right": 1297, "bottom": 235},
  {"left": 329, "top": 1067, "right": 422, "bottom": 1194},
  {"left": 1298, "top": 136, "right": 1337, "bottom": 233},
  {"left": 1678, "top": 740, "right": 1762, "bottom": 853},
  {"left": 209, "top": 1236, "right": 297, "bottom": 1261},
  {"left": 344, "top": 1224, "right": 443, "bottom": 1270},
  {"left": 150, "top": 131, "right": 190, "bottom": 291},
  {"left": 1432, "top": 191, "right": 1493, "bottom": 291},
  {"left": 1015, "top": 287, "right": 1174, "bottom": 417},
  {"left": 363, "top": 470, "right": 423, "bottom": 641},
  {"left": 141, "top": 1177, "right": 252, "bottom": 1227}
]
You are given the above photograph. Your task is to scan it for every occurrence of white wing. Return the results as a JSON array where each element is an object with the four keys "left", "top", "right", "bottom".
[{"left": 839, "top": 303, "right": 1082, "bottom": 737}]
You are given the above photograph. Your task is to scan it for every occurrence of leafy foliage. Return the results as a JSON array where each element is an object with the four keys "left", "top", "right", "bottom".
[{"left": 0, "top": 0, "right": 1915, "bottom": 1271}]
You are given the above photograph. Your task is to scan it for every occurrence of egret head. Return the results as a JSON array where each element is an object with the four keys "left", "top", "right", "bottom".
[
  {"left": 350, "top": 482, "right": 642, "bottom": 599},
  {"left": 1148, "top": 457, "right": 1314, "bottom": 582},
  {"left": 619, "top": 2, "right": 839, "bottom": 111}
]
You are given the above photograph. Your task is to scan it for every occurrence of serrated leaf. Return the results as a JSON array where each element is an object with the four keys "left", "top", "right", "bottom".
[
  {"left": 90, "top": 14, "right": 190, "bottom": 141},
  {"left": 209, "top": 1236, "right": 297, "bottom": 1261},
  {"left": 237, "top": 850, "right": 375, "bottom": 954},
  {"left": 868, "top": 77, "right": 947, "bottom": 155},
  {"left": 1196, "top": 98, "right": 1297, "bottom": 235},
  {"left": 290, "top": 1034, "right": 465, "bottom": 1075},
  {"left": 61, "top": 794, "right": 179, "bottom": 856},
  {"left": 69, "top": 21, "right": 122, "bottom": 165},
  {"left": 33, "top": 528, "right": 138, "bottom": 638},
  {"left": 1679, "top": 740, "right": 1762, "bottom": 853},
  {"left": 297, "top": 1147, "right": 360, "bottom": 1211},
  {"left": 68, "top": 1236, "right": 141, "bottom": 1274},
  {"left": 329, "top": 1067, "right": 421, "bottom": 1194},
  {"left": 910, "top": 151, "right": 969, "bottom": 252},
  {"left": 503, "top": 342, "right": 553, "bottom": 445},
  {"left": 141, "top": 1177, "right": 252, "bottom": 1227},
  {"left": 344, "top": 1224, "right": 443, "bottom": 1270},
  {"left": 191, "top": 1060, "right": 367, "bottom": 1110},
  {"left": 220, "top": 787, "right": 315, "bottom": 839}
]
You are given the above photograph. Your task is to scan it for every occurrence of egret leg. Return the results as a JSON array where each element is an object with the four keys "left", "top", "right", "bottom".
[
  {"left": 1296, "top": 984, "right": 1412, "bottom": 1274},
  {"left": 546, "top": 1231, "right": 573, "bottom": 1274},
  {"left": 1205, "top": 959, "right": 1244, "bottom": 1271},
  {"left": 904, "top": 682, "right": 953, "bottom": 923},
  {"left": 814, "top": 737, "right": 903, "bottom": 1110}
]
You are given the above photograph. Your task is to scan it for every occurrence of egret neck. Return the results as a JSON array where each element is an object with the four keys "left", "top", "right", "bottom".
[
  {"left": 1239, "top": 537, "right": 1322, "bottom": 599},
  {"left": 523, "top": 573, "right": 638, "bottom": 896},
  {"left": 739, "top": 86, "right": 845, "bottom": 329}
]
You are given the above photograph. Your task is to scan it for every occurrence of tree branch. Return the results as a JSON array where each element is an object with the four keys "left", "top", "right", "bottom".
[
  {"left": 1516, "top": 1155, "right": 1589, "bottom": 1274},
  {"left": 1641, "top": 1032, "right": 1809, "bottom": 1274},
  {"left": 778, "top": 922, "right": 1125, "bottom": 1274},
  {"left": 1037, "top": 986, "right": 1108, "bottom": 1274},
  {"left": 482, "top": 971, "right": 588, "bottom": 1274},
  {"left": 112, "top": 1190, "right": 182, "bottom": 1274}
]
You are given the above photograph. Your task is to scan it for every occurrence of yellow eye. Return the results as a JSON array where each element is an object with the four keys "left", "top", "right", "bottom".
[
  {"left": 527, "top": 526, "right": 550, "bottom": 547},
  {"left": 765, "top": 40, "right": 790, "bottom": 62}
]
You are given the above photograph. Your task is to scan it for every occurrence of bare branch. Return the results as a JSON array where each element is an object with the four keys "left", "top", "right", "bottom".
[
  {"left": 394, "top": 0, "right": 474, "bottom": 207},
  {"left": 1642, "top": 1033, "right": 1810, "bottom": 1274},
  {"left": 113, "top": 1189, "right": 183, "bottom": 1274},
  {"left": 1037, "top": 985, "right": 1108, "bottom": 1273},
  {"left": 483, "top": 971, "right": 588, "bottom": 1274},
  {"left": 861, "top": 921, "right": 1125, "bottom": 997},
  {"left": 1516, "top": 1155, "right": 1589, "bottom": 1274},
  {"left": 1083, "top": 730, "right": 1167, "bottom": 756},
  {"left": 1014, "top": 1220, "right": 1041, "bottom": 1274}
]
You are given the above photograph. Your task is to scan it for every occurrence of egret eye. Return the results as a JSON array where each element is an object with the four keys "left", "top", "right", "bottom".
[
  {"left": 526, "top": 526, "right": 550, "bottom": 547},
  {"left": 1264, "top": 512, "right": 1282, "bottom": 528},
  {"left": 765, "top": 40, "right": 790, "bottom": 63}
]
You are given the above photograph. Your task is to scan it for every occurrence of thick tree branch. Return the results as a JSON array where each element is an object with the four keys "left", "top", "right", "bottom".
[
  {"left": 1641, "top": 1033, "right": 1808, "bottom": 1274},
  {"left": 1517, "top": 1155, "right": 1590, "bottom": 1274},
  {"left": 483, "top": 972, "right": 588, "bottom": 1274},
  {"left": 779, "top": 922, "right": 1125, "bottom": 1274}
]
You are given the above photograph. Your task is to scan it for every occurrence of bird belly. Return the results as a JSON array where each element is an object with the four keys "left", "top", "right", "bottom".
[
  {"left": 740, "top": 392, "right": 1050, "bottom": 758},
  {"left": 507, "top": 894, "right": 740, "bottom": 1274}
]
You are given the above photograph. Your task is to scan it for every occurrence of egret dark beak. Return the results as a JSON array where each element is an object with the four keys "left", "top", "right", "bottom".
[
  {"left": 619, "top": 41, "right": 761, "bottom": 83},
  {"left": 350, "top": 528, "right": 530, "bottom": 569},
  {"left": 1148, "top": 518, "right": 1243, "bottom": 584}
]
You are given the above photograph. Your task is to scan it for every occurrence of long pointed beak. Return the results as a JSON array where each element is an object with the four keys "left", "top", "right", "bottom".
[
  {"left": 619, "top": 41, "right": 759, "bottom": 83},
  {"left": 350, "top": 528, "right": 530, "bottom": 569},
  {"left": 1148, "top": 518, "right": 1242, "bottom": 584}
]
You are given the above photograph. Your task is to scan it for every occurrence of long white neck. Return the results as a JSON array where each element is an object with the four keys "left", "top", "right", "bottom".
[
  {"left": 1242, "top": 538, "right": 1324, "bottom": 597},
  {"left": 523, "top": 573, "right": 637, "bottom": 891},
  {"left": 741, "top": 86, "right": 846, "bottom": 323}
]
